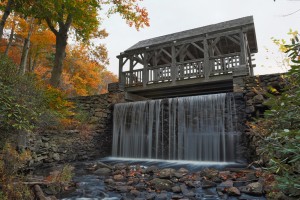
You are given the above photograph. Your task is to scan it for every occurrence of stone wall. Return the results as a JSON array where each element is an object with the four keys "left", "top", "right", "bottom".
[
  {"left": 27, "top": 92, "right": 126, "bottom": 168},
  {"left": 233, "top": 73, "right": 286, "bottom": 162}
]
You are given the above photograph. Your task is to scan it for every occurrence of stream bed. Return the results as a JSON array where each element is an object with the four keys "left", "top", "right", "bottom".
[{"left": 58, "top": 157, "right": 266, "bottom": 200}]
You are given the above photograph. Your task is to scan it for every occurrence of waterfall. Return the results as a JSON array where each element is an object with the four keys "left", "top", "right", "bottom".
[{"left": 112, "top": 93, "right": 239, "bottom": 162}]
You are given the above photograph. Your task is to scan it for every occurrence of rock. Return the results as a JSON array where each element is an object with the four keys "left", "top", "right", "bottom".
[
  {"left": 227, "top": 187, "right": 241, "bottom": 196},
  {"left": 239, "top": 182, "right": 263, "bottom": 196},
  {"left": 179, "top": 183, "right": 195, "bottom": 197},
  {"left": 130, "top": 189, "right": 140, "bottom": 196},
  {"left": 135, "top": 182, "right": 147, "bottom": 190},
  {"left": 95, "top": 161, "right": 113, "bottom": 170},
  {"left": 94, "top": 168, "right": 111, "bottom": 176},
  {"left": 115, "top": 186, "right": 133, "bottom": 192},
  {"left": 113, "top": 174, "right": 124, "bottom": 181},
  {"left": 200, "top": 168, "right": 219, "bottom": 179},
  {"left": 253, "top": 94, "right": 264, "bottom": 104},
  {"left": 145, "top": 192, "right": 156, "bottom": 200},
  {"left": 171, "top": 194, "right": 184, "bottom": 199},
  {"left": 114, "top": 163, "right": 127, "bottom": 170},
  {"left": 150, "top": 178, "right": 173, "bottom": 191},
  {"left": 104, "top": 178, "right": 114, "bottom": 185},
  {"left": 219, "top": 171, "right": 231, "bottom": 180},
  {"left": 174, "top": 172, "right": 184, "bottom": 178},
  {"left": 202, "top": 179, "right": 217, "bottom": 189},
  {"left": 52, "top": 153, "right": 60, "bottom": 161},
  {"left": 158, "top": 168, "right": 176, "bottom": 178},
  {"left": 156, "top": 193, "right": 168, "bottom": 200},
  {"left": 219, "top": 180, "right": 233, "bottom": 188},
  {"left": 172, "top": 186, "right": 181, "bottom": 193},
  {"left": 177, "top": 168, "right": 189, "bottom": 174}
]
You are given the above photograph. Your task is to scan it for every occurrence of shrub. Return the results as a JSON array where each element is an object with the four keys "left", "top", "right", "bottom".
[{"left": 250, "top": 32, "right": 300, "bottom": 197}]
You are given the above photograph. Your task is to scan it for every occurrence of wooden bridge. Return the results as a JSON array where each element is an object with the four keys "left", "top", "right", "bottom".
[{"left": 111, "top": 16, "right": 257, "bottom": 99}]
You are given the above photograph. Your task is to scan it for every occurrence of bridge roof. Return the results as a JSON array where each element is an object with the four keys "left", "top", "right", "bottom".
[{"left": 126, "top": 16, "right": 257, "bottom": 53}]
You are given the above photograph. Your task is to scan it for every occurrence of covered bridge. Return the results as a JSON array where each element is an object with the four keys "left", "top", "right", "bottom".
[{"left": 113, "top": 16, "right": 258, "bottom": 99}]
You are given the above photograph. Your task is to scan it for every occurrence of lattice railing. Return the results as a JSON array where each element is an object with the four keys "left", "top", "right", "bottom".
[
  {"left": 177, "top": 59, "right": 204, "bottom": 80},
  {"left": 124, "top": 69, "right": 143, "bottom": 86},
  {"left": 148, "top": 64, "right": 172, "bottom": 83},
  {"left": 210, "top": 53, "right": 240, "bottom": 76}
]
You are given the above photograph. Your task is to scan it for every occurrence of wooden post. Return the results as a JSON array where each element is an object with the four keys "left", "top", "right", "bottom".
[
  {"left": 171, "top": 45, "right": 176, "bottom": 84},
  {"left": 129, "top": 55, "right": 134, "bottom": 85},
  {"left": 203, "top": 38, "right": 210, "bottom": 79},
  {"left": 118, "top": 56, "right": 125, "bottom": 88},
  {"left": 153, "top": 51, "right": 158, "bottom": 82},
  {"left": 143, "top": 52, "right": 148, "bottom": 87},
  {"left": 239, "top": 31, "right": 246, "bottom": 65}
]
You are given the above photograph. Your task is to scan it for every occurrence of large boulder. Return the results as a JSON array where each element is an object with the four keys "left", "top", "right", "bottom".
[{"left": 150, "top": 178, "right": 173, "bottom": 191}]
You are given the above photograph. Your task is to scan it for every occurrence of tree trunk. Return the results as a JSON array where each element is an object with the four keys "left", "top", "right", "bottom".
[
  {"left": 4, "top": 22, "right": 15, "bottom": 55},
  {"left": 49, "top": 31, "right": 68, "bottom": 87},
  {"left": 19, "top": 18, "right": 34, "bottom": 75},
  {"left": 0, "top": 0, "right": 13, "bottom": 40}
]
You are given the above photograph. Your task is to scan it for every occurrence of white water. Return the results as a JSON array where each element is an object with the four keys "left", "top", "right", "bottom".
[{"left": 112, "top": 93, "right": 239, "bottom": 162}]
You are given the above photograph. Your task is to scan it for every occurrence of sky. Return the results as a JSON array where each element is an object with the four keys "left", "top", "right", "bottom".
[{"left": 100, "top": 0, "right": 300, "bottom": 76}]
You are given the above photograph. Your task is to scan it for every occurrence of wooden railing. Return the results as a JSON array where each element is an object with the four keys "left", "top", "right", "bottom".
[
  {"left": 124, "top": 69, "right": 143, "bottom": 86},
  {"left": 148, "top": 64, "right": 172, "bottom": 83},
  {"left": 210, "top": 53, "right": 240, "bottom": 76},
  {"left": 177, "top": 59, "right": 204, "bottom": 80},
  {"left": 122, "top": 53, "right": 246, "bottom": 87}
]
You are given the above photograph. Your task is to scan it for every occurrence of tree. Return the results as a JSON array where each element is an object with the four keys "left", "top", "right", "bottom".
[
  {"left": 31, "top": 0, "right": 149, "bottom": 87},
  {"left": 0, "top": 0, "right": 14, "bottom": 40}
]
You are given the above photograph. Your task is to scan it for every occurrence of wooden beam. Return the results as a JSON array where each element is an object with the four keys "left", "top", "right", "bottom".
[
  {"left": 191, "top": 42, "right": 204, "bottom": 52},
  {"left": 161, "top": 48, "right": 172, "bottom": 58},
  {"left": 125, "top": 92, "right": 149, "bottom": 101},
  {"left": 225, "top": 35, "right": 240, "bottom": 46}
]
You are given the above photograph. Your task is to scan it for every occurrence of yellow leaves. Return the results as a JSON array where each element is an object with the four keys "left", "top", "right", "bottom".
[{"left": 288, "top": 29, "right": 298, "bottom": 38}]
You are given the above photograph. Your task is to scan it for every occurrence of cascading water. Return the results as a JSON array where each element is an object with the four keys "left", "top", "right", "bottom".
[{"left": 112, "top": 93, "right": 239, "bottom": 162}]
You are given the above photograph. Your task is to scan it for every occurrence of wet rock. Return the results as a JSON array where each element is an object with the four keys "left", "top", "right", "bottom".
[
  {"left": 174, "top": 172, "right": 184, "bottom": 178},
  {"left": 113, "top": 174, "right": 124, "bottom": 181},
  {"left": 145, "top": 192, "right": 156, "bottom": 200},
  {"left": 156, "top": 192, "right": 169, "bottom": 200},
  {"left": 172, "top": 186, "right": 181, "bottom": 193},
  {"left": 178, "top": 168, "right": 189, "bottom": 174},
  {"left": 219, "top": 180, "right": 233, "bottom": 188},
  {"left": 158, "top": 168, "right": 176, "bottom": 178},
  {"left": 179, "top": 184, "right": 195, "bottom": 197},
  {"left": 150, "top": 178, "right": 173, "bottom": 191},
  {"left": 239, "top": 182, "right": 263, "bottom": 196},
  {"left": 201, "top": 179, "right": 217, "bottom": 189},
  {"left": 114, "top": 163, "right": 127, "bottom": 170},
  {"left": 104, "top": 178, "right": 114, "bottom": 185},
  {"left": 171, "top": 194, "right": 184, "bottom": 199},
  {"left": 135, "top": 182, "right": 147, "bottom": 190},
  {"left": 95, "top": 161, "right": 113, "bottom": 170},
  {"left": 227, "top": 187, "right": 241, "bottom": 196},
  {"left": 200, "top": 168, "right": 219, "bottom": 179},
  {"left": 146, "top": 165, "right": 158, "bottom": 174},
  {"left": 130, "top": 189, "right": 140, "bottom": 196},
  {"left": 219, "top": 171, "right": 231, "bottom": 180},
  {"left": 115, "top": 185, "right": 133, "bottom": 192},
  {"left": 94, "top": 168, "right": 111, "bottom": 176}
]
